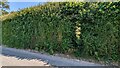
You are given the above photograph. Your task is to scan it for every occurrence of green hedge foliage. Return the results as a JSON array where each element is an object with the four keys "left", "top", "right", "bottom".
[{"left": 1, "top": 2, "right": 120, "bottom": 62}]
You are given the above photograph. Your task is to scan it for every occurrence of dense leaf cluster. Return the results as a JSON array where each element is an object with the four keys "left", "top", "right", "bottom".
[{"left": 1, "top": 2, "right": 120, "bottom": 62}]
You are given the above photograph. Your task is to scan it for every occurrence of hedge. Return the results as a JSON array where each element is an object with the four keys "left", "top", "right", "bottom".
[{"left": 1, "top": 2, "right": 120, "bottom": 62}]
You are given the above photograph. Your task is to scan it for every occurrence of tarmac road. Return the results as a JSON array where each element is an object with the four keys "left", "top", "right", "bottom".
[
  {"left": 0, "top": 46, "right": 102, "bottom": 66},
  {"left": 0, "top": 55, "right": 50, "bottom": 66}
]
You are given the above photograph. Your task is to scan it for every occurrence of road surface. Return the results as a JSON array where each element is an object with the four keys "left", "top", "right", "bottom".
[
  {"left": 0, "top": 55, "right": 50, "bottom": 66},
  {"left": 0, "top": 46, "right": 102, "bottom": 66}
]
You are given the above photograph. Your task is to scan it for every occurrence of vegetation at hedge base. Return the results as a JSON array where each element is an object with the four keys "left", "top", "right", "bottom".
[{"left": 1, "top": 2, "right": 120, "bottom": 63}]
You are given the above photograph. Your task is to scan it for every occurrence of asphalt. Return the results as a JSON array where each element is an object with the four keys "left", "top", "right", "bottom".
[
  {"left": 1, "top": 46, "right": 103, "bottom": 66},
  {"left": 1, "top": 55, "right": 50, "bottom": 66}
]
